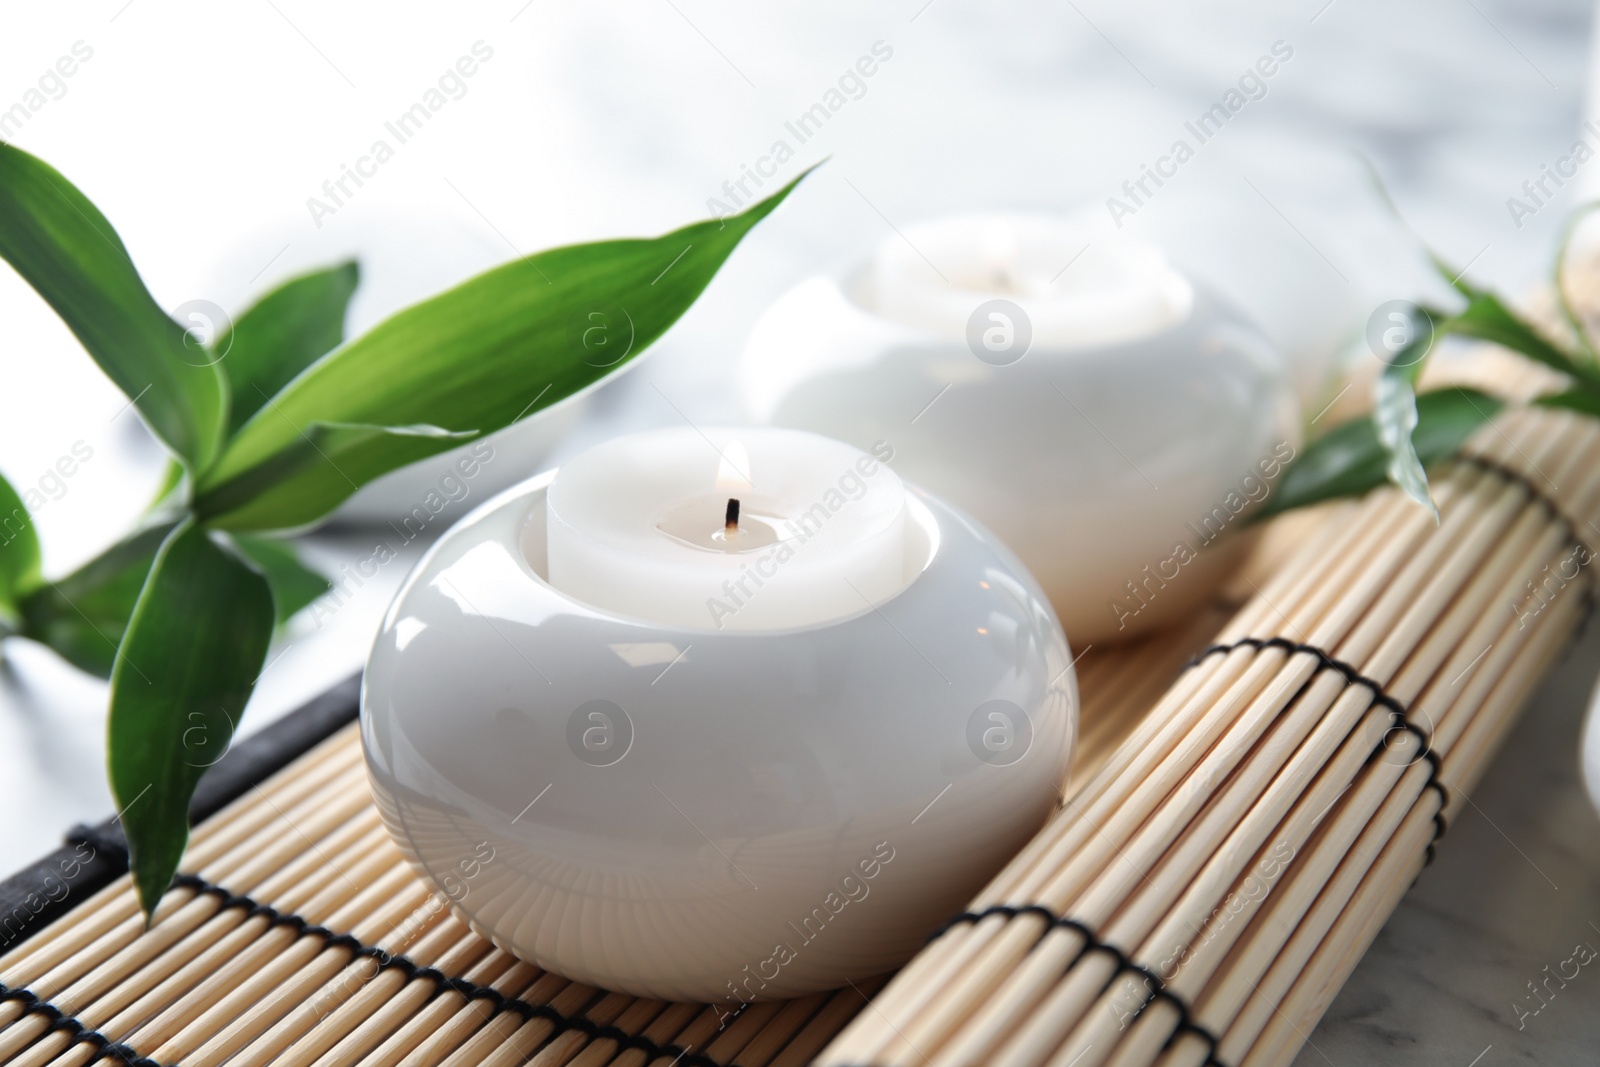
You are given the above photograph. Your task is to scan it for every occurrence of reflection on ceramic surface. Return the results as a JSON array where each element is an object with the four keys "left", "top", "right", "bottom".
[
  {"left": 362, "top": 473, "right": 1075, "bottom": 1001},
  {"left": 740, "top": 262, "right": 1296, "bottom": 644}
]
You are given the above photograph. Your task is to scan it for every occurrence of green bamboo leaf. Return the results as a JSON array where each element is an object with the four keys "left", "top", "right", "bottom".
[
  {"left": 1381, "top": 305, "right": 1443, "bottom": 374},
  {"left": 18, "top": 521, "right": 326, "bottom": 671},
  {"left": 194, "top": 168, "right": 815, "bottom": 530},
  {"left": 1432, "top": 253, "right": 1475, "bottom": 299},
  {"left": 18, "top": 522, "right": 176, "bottom": 677},
  {"left": 148, "top": 460, "right": 186, "bottom": 511},
  {"left": 0, "top": 471, "right": 41, "bottom": 627},
  {"left": 1366, "top": 300, "right": 1442, "bottom": 517},
  {"left": 1260, "top": 387, "right": 1503, "bottom": 519},
  {"left": 1362, "top": 158, "right": 1594, "bottom": 384},
  {"left": 109, "top": 522, "right": 274, "bottom": 918},
  {"left": 1553, "top": 202, "right": 1600, "bottom": 363},
  {"left": 231, "top": 534, "right": 330, "bottom": 624},
  {"left": 1533, "top": 385, "right": 1600, "bottom": 418},
  {"left": 195, "top": 422, "right": 478, "bottom": 531},
  {"left": 215, "top": 262, "right": 360, "bottom": 433},
  {"left": 1374, "top": 369, "right": 1436, "bottom": 519},
  {"left": 1441, "top": 290, "right": 1598, "bottom": 387},
  {"left": 0, "top": 144, "right": 227, "bottom": 471}
]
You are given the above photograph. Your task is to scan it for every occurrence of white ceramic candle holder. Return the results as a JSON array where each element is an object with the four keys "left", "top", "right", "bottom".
[
  {"left": 740, "top": 220, "right": 1298, "bottom": 643},
  {"left": 362, "top": 472, "right": 1075, "bottom": 1002}
]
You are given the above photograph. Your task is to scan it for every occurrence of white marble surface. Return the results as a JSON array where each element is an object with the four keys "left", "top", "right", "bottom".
[{"left": 1, "top": 0, "right": 1598, "bottom": 1061}]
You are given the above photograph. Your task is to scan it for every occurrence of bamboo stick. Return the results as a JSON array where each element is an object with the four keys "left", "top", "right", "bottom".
[
  {"left": 1205, "top": 587, "right": 1582, "bottom": 1066},
  {"left": 718, "top": 990, "right": 831, "bottom": 1067},
  {"left": 639, "top": 1005, "right": 750, "bottom": 1067},
  {"left": 1141, "top": 489, "right": 1582, "bottom": 999},
  {"left": 409, "top": 970, "right": 572, "bottom": 1067},
  {"left": 344, "top": 955, "right": 537, "bottom": 1067},
  {"left": 0, "top": 725, "right": 363, "bottom": 1007},
  {"left": 824, "top": 506, "right": 1393, "bottom": 1060},
  {"left": 146, "top": 848, "right": 413, "bottom": 1064},
  {"left": 1244, "top": 606, "right": 1575, "bottom": 1067},
  {"left": 563, "top": 995, "right": 673, "bottom": 1067},
  {"left": 960, "top": 588, "right": 1574, "bottom": 1067},
  {"left": 766, "top": 980, "right": 888, "bottom": 1067},
  {"left": 1238, "top": 803, "right": 1435, "bottom": 1067},
  {"left": 124, "top": 822, "right": 395, "bottom": 1054},
  {"left": 538, "top": 994, "right": 660, "bottom": 1067},
  {"left": 1171, "top": 495, "right": 1580, "bottom": 1055},
  {"left": 97, "top": 817, "right": 388, "bottom": 1038},
  {"left": 833, "top": 631, "right": 1316, "bottom": 1064},
  {"left": 934, "top": 463, "right": 1587, "bottom": 1062},
  {"left": 821, "top": 395, "right": 1600, "bottom": 1067},
  {"left": 173, "top": 867, "right": 435, "bottom": 1067},
  {"left": 23, "top": 820, "right": 394, "bottom": 1067},
  {"left": 1187, "top": 580, "right": 1571, "bottom": 1046},
  {"left": 17, "top": 825, "right": 395, "bottom": 1067},
  {"left": 595, "top": 1000, "right": 700, "bottom": 1067},
  {"left": 249, "top": 915, "right": 485, "bottom": 1067},
  {"left": 437, "top": 976, "right": 603, "bottom": 1067},
  {"left": 45, "top": 779, "right": 378, "bottom": 1023},
  {"left": 0, "top": 738, "right": 371, "bottom": 1055}
]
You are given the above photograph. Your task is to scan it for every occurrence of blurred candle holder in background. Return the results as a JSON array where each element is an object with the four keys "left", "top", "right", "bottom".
[{"left": 740, "top": 213, "right": 1299, "bottom": 643}]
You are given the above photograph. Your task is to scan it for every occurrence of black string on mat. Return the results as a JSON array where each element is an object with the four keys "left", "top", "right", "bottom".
[
  {"left": 167, "top": 873, "right": 735, "bottom": 1067},
  {"left": 848, "top": 451, "right": 1600, "bottom": 1067},
  {"left": 1447, "top": 453, "right": 1593, "bottom": 559},
  {"left": 0, "top": 985, "right": 161, "bottom": 1067},
  {"left": 1447, "top": 453, "right": 1600, "bottom": 624},
  {"left": 4, "top": 870, "right": 734, "bottom": 1067},
  {"left": 910, "top": 636, "right": 1460, "bottom": 1067},
  {"left": 1174, "top": 451, "right": 1600, "bottom": 864},
  {"left": 1181, "top": 635, "right": 1451, "bottom": 861},
  {"left": 929, "top": 904, "right": 1227, "bottom": 1067}
]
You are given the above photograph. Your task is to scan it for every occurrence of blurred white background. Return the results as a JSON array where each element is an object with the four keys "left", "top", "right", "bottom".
[{"left": 0, "top": 0, "right": 1592, "bottom": 868}]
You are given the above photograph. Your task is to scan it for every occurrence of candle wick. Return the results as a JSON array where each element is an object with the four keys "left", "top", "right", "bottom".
[{"left": 725, "top": 497, "right": 741, "bottom": 533}]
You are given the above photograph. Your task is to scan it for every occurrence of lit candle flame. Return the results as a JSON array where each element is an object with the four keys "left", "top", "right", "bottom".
[{"left": 716, "top": 441, "right": 753, "bottom": 492}]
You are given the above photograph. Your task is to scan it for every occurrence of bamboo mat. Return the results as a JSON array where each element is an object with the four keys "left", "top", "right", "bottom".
[
  {"left": 816, "top": 371, "right": 1600, "bottom": 1066},
  {"left": 1, "top": 357, "right": 1587, "bottom": 1067},
  {"left": 0, "top": 588, "right": 1225, "bottom": 1067}
]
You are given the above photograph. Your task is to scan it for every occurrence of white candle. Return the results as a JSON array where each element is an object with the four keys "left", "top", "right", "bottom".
[
  {"left": 739, "top": 213, "right": 1293, "bottom": 643},
  {"left": 545, "top": 426, "right": 911, "bottom": 631},
  {"left": 366, "top": 433, "right": 1076, "bottom": 1000},
  {"left": 865, "top": 213, "right": 1193, "bottom": 349}
]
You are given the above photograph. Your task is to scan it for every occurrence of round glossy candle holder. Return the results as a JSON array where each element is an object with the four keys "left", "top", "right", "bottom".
[
  {"left": 739, "top": 269, "right": 1296, "bottom": 643},
  {"left": 361, "top": 472, "right": 1075, "bottom": 1002}
]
